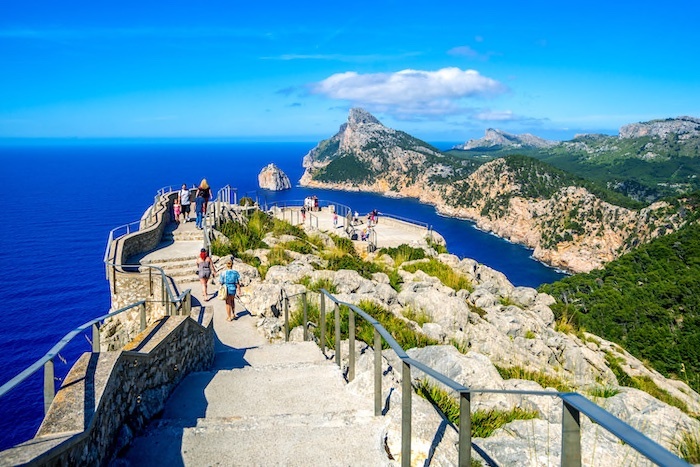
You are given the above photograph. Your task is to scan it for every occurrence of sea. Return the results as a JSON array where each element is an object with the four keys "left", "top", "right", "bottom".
[{"left": 0, "top": 140, "right": 566, "bottom": 450}]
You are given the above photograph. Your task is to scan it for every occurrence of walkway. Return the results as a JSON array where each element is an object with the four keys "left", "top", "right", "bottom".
[
  {"left": 271, "top": 206, "right": 442, "bottom": 250},
  {"left": 117, "top": 219, "right": 392, "bottom": 466}
]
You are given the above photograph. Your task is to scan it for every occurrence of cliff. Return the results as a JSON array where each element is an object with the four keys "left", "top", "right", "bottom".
[
  {"left": 215, "top": 214, "right": 700, "bottom": 465},
  {"left": 258, "top": 163, "right": 291, "bottom": 191},
  {"left": 300, "top": 109, "right": 697, "bottom": 273}
]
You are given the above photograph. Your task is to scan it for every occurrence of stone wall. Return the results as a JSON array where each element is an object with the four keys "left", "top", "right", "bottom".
[{"left": 0, "top": 314, "right": 214, "bottom": 466}]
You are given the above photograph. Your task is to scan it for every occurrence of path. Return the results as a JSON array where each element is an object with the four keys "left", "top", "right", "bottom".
[{"left": 116, "top": 219, "right": 392, "bottom": 466}]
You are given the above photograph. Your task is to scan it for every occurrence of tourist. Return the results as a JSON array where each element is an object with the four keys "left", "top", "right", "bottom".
[
  {"left": 173, "top": 199, "right": 181, "bottom": 225},
  {"left": 353, "top": 211, "right": 360, "bottom": 225},
  {"left": 196, "top": 248, "right": 217, "bottom": 300},
  {"left": 333, "top": 212, "right": 338, "bottom": 227},
  {"left": 220, "top": 258, "right": 241, "bottom": 321},
  {"left": 300, "top": 206, "right": 306, "bottom": 223},
  {"left": 197, "top": 179, "right": 213, "bottom": 214},
  {"left": 178, "top": 183, "right": 191, "bottom": 222}
]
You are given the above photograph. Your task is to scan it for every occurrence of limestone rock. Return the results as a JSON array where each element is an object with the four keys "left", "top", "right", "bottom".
[{"left": 257, "top": 163, "right": 291, "bottom": 191}]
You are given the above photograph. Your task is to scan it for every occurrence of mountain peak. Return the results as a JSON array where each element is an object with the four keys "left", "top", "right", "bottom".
[
  {"left": 454, "top": 128, "right": 557, "bottom": 150},
  {"left": 348, "top": 107, "right": 382, "bottom": 127}
]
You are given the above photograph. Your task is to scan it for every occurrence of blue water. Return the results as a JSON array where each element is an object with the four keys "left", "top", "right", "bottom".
[{"left": 0, "top": 140, "right": 565, "bottom": 449}]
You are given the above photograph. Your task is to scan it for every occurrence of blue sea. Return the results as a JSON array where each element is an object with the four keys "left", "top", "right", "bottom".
[{"left": 0, "top": 140, "right": 565, "bottom": 450}]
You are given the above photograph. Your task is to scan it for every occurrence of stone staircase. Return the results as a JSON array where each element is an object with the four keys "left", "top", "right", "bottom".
[{"left": 117, "top": 341, "right": 391, "bottom": 466}]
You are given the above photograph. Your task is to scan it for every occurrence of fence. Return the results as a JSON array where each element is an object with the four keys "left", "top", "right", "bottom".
[{"left": 276, "top": 288, "right": 688, "bottom": 467}]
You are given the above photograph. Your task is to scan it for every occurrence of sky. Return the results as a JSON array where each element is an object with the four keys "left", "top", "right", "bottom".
[{"left": 1, "top": 0, "right": 699, "bottom": 143}]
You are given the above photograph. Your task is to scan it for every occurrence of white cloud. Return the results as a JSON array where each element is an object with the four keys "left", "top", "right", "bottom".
[
  {"left": 311, "top": 67, "right": 506, "bottom": 116},
  {"left": 475, "top": 110, "right": 516, "bottom": 121}
]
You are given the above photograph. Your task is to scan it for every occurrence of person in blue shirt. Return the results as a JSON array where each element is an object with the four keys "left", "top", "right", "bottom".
[{"left": 220, "top": 258, "right": 241, "bottom": 321}]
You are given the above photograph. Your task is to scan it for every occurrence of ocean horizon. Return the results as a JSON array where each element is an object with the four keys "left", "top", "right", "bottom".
[{"left": 0, "top": 140, "right": 565, "bottom": 449}]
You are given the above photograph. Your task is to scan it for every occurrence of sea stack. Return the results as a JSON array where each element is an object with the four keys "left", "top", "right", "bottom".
[{"left": 258, "top": 163, "right": 291, "bottom": 191}]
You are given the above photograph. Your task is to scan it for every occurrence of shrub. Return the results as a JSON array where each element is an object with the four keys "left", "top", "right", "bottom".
[
  {"left": 676, "top": 430, "right": 700, "bottom": 464},
  {"left": 496, "top": 365, "right": 573, "bottom": 392},
  {"left": 379, "top": 244, "right": 425, "bottom": 266},
  {"left": 402, "top": 258, "right": 473, "bottom": 292},
  {"left": 415, "top": 380, "right": 538, "bottom": 437}
]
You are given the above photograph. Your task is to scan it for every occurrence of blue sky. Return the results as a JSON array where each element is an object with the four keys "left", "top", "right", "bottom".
[{"left": 1, "top": 0, "right": 699, "bottom": 142}]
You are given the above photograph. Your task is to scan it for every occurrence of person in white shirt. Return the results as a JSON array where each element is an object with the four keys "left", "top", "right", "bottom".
[{"left": 178, "top": 183, "right": 191, "bottom": 222}]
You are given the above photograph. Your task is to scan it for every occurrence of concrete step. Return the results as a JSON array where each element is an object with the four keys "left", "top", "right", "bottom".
[
  {"left": 119, "top": 412, "right": 391, "bottom": 466},
  {"left": 160, "top": 362, "right": 366, "bottom": 422}
]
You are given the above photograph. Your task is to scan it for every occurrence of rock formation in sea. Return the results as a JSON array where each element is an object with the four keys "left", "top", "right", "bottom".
[
  {"left": 258, "top": 163, "right": 291, "bottom": 191},
  {"left": 300, "top": 108, "right": 697, "bottom": 273}
]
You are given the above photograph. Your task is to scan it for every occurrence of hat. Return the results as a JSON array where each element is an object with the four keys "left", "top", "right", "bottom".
[{"left": 201, "top": 248, "right": 207, "bottom": 253}]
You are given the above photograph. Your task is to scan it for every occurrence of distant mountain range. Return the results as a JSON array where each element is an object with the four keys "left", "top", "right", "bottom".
[
  {"left": 448, "top": 116, "right": 700, "bottom": 202},
  {"left": 300, "top": 108, "right": 699, "bottom": 273}
]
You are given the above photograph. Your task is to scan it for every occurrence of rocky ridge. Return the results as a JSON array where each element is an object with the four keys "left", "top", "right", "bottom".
[
  {"left": 619, "top": 116, "right": 700, "bottom": 139},
  {"left": 453, "top": 128, "right": 558, "bottom": 150},
  {"left": 300, "top": 109, "right": 695, "bottom": 273},
  {"left": 221, "top": 226, "right": 700, "bottom": 465},
  {"left": 258, "top": 163, "right": 291, "bottom": 191}
]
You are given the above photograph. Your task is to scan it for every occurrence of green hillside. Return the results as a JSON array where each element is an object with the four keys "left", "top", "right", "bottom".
[
  {"left": 450, "top": 132, "right": 700, "bottom": 202},
  {"left": 539, "top": 199, "right": 700, "bottom": 391}
]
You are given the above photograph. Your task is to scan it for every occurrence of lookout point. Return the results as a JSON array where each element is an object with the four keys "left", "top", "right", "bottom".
[{"left": 0, "top": 185, "right": 693, "bottom": 466}]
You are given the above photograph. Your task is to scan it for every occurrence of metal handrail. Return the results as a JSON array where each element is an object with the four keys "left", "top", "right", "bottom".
[
  {"left": 308, "top": 289, "right": 687, "bottom": 467},
  {"left": 0, "top": 301, "right": 147, "bottom": 413},
  {"left": 378, "top": 212, "right": 430, "bottom": 230}
]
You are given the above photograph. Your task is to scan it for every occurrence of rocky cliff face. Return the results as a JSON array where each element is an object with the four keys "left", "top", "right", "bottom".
[
  {"left": 300, "top": 109, "right": 696, "bottom": 273},
  {"left": 453, "top": 128, "right": 558, "bottom": 150},
  {"left": 227, "top": 227, "right": 700, "bottom": 465},
  {"left": 619, "top": 116, "right": 700, "bottom": 139},
  {"left": 258, "top": 163, "right": 291, "bottom": 191}
]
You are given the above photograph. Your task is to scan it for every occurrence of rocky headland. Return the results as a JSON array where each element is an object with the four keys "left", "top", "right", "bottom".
[
  {"left": 214, "top": 220, "right": 700, "bottom": 465},
  {"left": 258, "top": 163, "right": 291, "bottom": 191},
  {"left": 300, "top": 108, "right": 697, "bottom": 273}
]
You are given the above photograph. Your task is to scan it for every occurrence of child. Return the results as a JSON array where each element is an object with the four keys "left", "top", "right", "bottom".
[{"left": 173, "top": 200, "right": 181, "bottom": 224}]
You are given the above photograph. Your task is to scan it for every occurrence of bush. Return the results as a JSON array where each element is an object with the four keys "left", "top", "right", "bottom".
[{"left": 402, "top": 258, "right": 473, "bottom": 292}]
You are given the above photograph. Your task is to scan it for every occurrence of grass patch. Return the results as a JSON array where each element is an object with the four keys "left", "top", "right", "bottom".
[
  {"left": 293, "top": 298, "right": 438, "bottom": 350},
  {"left": 496, "top": 365, "right": 573, "bottom": 392},
  {"left": 554, "top": 312, "right": 577, "bottom": 335},
  {"left": 402, "top": 258, "right": 473, "bottom": 292},
  {"left": 387, "top": 268, "right": 403, "bottom": 292},
  {"left": 426, "top": 237, "right": 448, "bottom": 254},
  {"left": 499, "top": 296, "right": 517, "bottom": 307},
  {"left": 524, "top": 330, "right": 536, "bottom": 339},
  {"left": 403, "top": 306, "right": 431, "bottom": 326},
  {"left": 298, "top": 276, "right": 337, "bottom": 294},
  {"left": 605, "top": 352, "right": 689, "bottom": 413},
  {"left": 415, "top": 380, "right": 538, "bottom": 438},
  {"left": 280, "top": 239, "right": 316, "bottom": 255},
  {"left": 587, "top": 385, "right": 620, "bottom": 398},
  {"left": 379, "top": 244, "right": 425, "bottom": 266},
  {"left": 450, "top": 337, "right": 470, "bottom": 354},
  {"left": 676, "top": 429, "right": 700, "bottom": 464}
]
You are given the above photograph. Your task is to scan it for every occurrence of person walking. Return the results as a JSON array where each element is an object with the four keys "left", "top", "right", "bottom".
[
  {"left": 178, "top": 183, "right": 191, "bottom": 222},
  {"left": 196, "top": 248, "right": 217, "bottom": 300},
  {"left": 220, "top": 258, "right": 241, "bottom": 321}
]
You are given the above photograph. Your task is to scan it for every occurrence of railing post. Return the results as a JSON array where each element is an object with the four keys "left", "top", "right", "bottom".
[
  {"left": 401, "top": 361, "right": 412, "bottom": 467},
  {"left": 458, "top": 391, "right": 472, "bottom": 467},
  {"left": 112, "top": 265, "right": 117, "bottom": 294},
  {"left": 374, "top": 329, "right": 382, "bottom": 416},
  {"left": 284, "top": 297, "right": 289, "bottom": 342},
  {"left": 148, "top": 268, "right": 153, "bottom": 296},
  {"left": 561, "top": 400, "right": 582, "bottom": 467},
  {"left": 140, "top": 303, "right": 147, "bottom": 331},
  {"left": 348, "top": 307, "right": 355, "bottom": 382},
  {"left": 302, "top": 292, "right": 308, "bottom": 341},
  {"left": 334, "top": 303, "right": 341, "bottom": 366},
  {"left": 92, "top": 323, "right": 100, "bottom": 352},
  {"left": 320, "top": 293, "right": 326, "bottom": 355},
  {"left": 185, "top": 290, "right": 191, "bottom": 315},
  {"left": 43, "top": 359, "right": 55, "bottom": 414}
]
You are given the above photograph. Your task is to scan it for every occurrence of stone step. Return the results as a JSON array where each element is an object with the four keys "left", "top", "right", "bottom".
[
  {"left": 160, "top": 361, "right": 366, "bottom": 422},
  {"left": 120, "top": 412, "right": 391, "bottom": 466}
]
